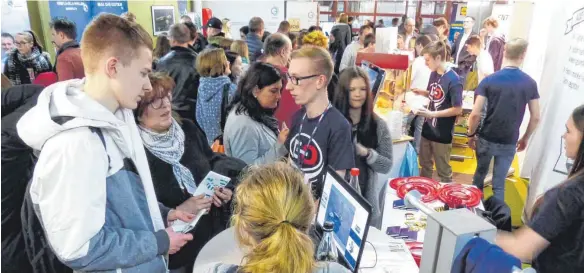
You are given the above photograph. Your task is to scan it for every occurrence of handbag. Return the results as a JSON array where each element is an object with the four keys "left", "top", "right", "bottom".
[{"left": 211, "top": 83, "right": 231, "bottom": 153}]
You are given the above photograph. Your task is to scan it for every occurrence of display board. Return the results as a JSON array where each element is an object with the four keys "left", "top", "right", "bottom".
[
  {"left": 1, "top": 0, "right": 31, "bottom": 36},
  {"left": 448, "top": 2, "right": 467, "bottom": 43},
  {"left": 49, "top": 1, "right": 128, "bottom": 41},
  {"left": 203, "top": 0, "right": 285, "bottom": 39},
  {"left": 523, "top": 2, "right": 584, "bottom": 218},
  {"left": 490, "top": 3, "right": 513, "bottom": 38},
  {"left": 286, "top": 1, "right": 318, "bottom": 31}
]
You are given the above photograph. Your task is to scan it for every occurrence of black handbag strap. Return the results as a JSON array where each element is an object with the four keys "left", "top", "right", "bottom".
[{"left": 219, "top": 83, "right": 230, "bottom": 132}]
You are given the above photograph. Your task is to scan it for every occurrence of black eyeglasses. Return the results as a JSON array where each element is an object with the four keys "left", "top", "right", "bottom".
[
  {"left": 149, "top": 94, "right": 171, "bottom": 109},
  {"left": 286, "top": 73, "right": 320, "bottom": 85}
]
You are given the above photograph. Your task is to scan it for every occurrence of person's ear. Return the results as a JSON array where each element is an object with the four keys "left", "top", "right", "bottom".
[
  {"left": 252, "top": 86, "right": 260, "bottom": 98},
  {"left": 316, "top": 75, "right": 327, "bottom": 90},
  {"left": 105, "top": 57, "right": 118, "bottom": 78}
]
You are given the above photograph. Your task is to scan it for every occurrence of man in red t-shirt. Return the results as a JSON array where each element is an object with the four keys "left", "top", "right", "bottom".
[{"left": 263, "top": 33, "right": 298, "bottom": 126}]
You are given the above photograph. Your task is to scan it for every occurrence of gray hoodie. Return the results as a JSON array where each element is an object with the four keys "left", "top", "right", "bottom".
[{"left": 16, "top": 79, "right": 170, "bottom": 272}]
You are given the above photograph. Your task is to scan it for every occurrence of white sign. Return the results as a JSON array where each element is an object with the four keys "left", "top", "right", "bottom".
[
  {"left": 203, "top": 0, "right": 285, "bottom": 39},
  {"left": 286, "top": 1, "right": 318, "bottom": 30},
  {"left": 491, "top": 4, "right": 514, "bottom": 38},
  {"left": 523, "top": 2, "right": 584, "bottom": 218}
]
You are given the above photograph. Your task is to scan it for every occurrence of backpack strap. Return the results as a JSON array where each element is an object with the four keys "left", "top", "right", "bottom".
[
  {"left": 225, "top": 265, "right": 240, "bottom": 273},
  {"left": 219, "top": 83, "right": 231, "bottom": 132},
  {"left": 89, "top": 127, "right": 111, "bottom": 170}
]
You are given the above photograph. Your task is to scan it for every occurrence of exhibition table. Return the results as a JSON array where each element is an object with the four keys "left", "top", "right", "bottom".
[{"left": 192, "top": 227, "right": 419, "bottom": 273}]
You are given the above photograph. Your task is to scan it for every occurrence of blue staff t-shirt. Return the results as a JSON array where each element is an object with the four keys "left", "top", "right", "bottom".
[
  {"left": 476, "top": 67, "right": 539, "bottom": 144},
  {"left": 421, "top": 69, "right": 463, "bottom": 144}
]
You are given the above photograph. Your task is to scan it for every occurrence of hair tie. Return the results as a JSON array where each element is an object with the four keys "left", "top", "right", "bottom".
[{"left": 279, "top": 220, "right": 305, "bottom": 230}]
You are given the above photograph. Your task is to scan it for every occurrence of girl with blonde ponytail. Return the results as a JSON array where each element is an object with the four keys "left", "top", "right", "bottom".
[{"left": 198, "top": 162, "right": 351, "bottom": 273}]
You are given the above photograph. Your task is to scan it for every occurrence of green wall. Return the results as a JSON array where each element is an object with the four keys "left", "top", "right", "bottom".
[{"left": 26, "top": 0, "right": 186, "bottom": 62}]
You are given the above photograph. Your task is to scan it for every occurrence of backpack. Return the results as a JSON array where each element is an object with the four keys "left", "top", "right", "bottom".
[{"left": 21, "top": 128, "right": 108, "bottom": 273}]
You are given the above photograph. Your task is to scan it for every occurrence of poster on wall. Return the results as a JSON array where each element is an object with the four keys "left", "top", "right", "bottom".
[
  {"left": 203, "top": 1, "right": 285, "bottom": 39},
  {"left": 49, "top": 1, "right": 128, "bottom": 41},
  {"left": 448, "top": 2, "right": 467, "bottom": 43},
  {"left": 48, "top": 1, "right": 92, "bottom": 41},
  {"left": 286, "top": 1, "right": 318, "bottom": 30},
  {"left": 151, "top": 6, "right": 176, "bottom": 36},
  {"left": 523, "top": 2, "right": 584, "bottom": 218}
]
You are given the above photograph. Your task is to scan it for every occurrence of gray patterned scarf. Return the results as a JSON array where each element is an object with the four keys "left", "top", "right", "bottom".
[{"left": 139, "top": 119, "right": 197, "bottom": 194}]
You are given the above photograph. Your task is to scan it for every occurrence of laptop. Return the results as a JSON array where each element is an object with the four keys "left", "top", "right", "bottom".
[
  {"left": 361, "top": 61, "right": 387, "bottom": 97},
  {"left": 314, "top": 166, "right": 373, "bottom": 272}
]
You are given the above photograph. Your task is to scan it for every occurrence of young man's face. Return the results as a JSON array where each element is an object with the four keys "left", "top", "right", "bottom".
[
  {"left": 465, "top": 44, "right": 480, "bottom": 56},
  {"left": 423, "top": 53, "right": 441, "bottom": 71},
  {"left": 50, "top": 28, "right": 66, "bottom": 48},
  {"left": 286, "top": 57, "right": 326, "bottom": 106},
  {"left": 110, "top": 47, "right": 153, "bottom": 110},
  {"left": 463, "top": 18, "right": 475, "bottom": 31},
  {"left": 359, "top": 28, "right": 373, "bottom": 44}
]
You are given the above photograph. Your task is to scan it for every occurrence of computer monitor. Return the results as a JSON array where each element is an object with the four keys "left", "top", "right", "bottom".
[
  {"left": 361, "top": 61, "right": 386, "bottom": 97},
  {"left": 316, "top": 166, "right": 372, "bottom": 272}
]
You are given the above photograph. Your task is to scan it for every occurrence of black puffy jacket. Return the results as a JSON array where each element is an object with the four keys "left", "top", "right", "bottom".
[
  {"left": 156, "top": 46, "right": 200, "bottom": 121},
  {"left": 1, "top": 84, "right": 43, "bottom": 272}
]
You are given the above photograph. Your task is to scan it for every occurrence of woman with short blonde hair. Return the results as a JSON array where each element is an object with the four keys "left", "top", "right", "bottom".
[
  {"left": 230, "top": 40, "right": 249, "bottom": 64},
  {"left": 197, "top": 162, "right": 351, "bottom": 273},
  {"left": 196, "top": 48, "right": 237, "bottom": 144}
]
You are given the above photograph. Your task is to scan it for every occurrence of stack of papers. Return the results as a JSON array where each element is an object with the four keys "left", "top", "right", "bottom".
[{"left": 170, "top": 171, "right": 231, "bottom": 234}]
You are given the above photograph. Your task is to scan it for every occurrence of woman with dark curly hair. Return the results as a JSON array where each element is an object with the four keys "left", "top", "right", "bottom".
[{"left": 223, "top": 62, "right": 289, "bottom": 165}]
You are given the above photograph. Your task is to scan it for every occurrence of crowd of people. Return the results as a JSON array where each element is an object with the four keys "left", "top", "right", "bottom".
[{"left": 1, "top": 10, "right": 583, "bottom": 273}]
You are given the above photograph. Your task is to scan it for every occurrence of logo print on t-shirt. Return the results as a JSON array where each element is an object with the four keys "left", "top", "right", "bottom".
[
  {"left": 428, "top": 81, "right": 445, "bottom": 127},
  {"left": 289, "top": 132, "right": 324, "bottom": 182}
]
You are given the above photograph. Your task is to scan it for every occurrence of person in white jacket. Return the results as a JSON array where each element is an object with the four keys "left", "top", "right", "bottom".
[{"left": 16, "top": 14, "right": 193, "bottom": 273}]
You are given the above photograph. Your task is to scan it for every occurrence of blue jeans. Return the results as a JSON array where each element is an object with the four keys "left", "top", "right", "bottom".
[{"left": 472, "top": 137, "right": 516, "bottom": 202}]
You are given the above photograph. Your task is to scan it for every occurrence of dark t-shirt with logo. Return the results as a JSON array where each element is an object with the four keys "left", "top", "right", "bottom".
[
  {"left": 286, "top": 106, "right": 355, "bottom": 198},
  {"left": 421, "top": 70, "right": 463, "bottom": 144}
]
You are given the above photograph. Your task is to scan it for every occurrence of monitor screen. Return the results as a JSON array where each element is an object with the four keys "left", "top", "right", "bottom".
[
  {"left": 361, "top": 61, "right": 386, "bottom": 97},
  {"left": 316, "top": 171, "right": 370, "bottom": 271}
]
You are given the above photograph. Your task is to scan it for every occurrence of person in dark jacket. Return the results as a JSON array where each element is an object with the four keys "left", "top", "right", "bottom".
[
  {"left": 246, "top": 17, "right": 265, "bottom": 63},
  {"left": 156, "top": 23, "right": 199, "bottom": 121},
  {"left": 330, "top": 13, "right": 352, "bottom": 74},
  {"left": 136, "top": 72, "right": 245, "bottom": 272},
  {"left": 50, "top": 18, "right": 84, "bottom": 81},
  {"left": 1, "top": 84, "right": 44, "bottom": 273},
  {"left": 482, "top": 16, "right": 506, "bottom": 71}
]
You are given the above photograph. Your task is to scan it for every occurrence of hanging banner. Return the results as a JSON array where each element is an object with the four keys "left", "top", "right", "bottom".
[
  {"left": 49, "top": 1, "right": 128, "bottom": 42},
  {"left": 91, "top": 1, "right": 128, "bottom": 16},
  {"left": 49, "top": 1, "right": 92, "bottom": 41},
  {"left": 523, "top": 2, "right": 584, "bottom": 218}
]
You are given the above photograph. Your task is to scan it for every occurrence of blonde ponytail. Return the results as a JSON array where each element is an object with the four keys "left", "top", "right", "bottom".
[{"left": 232, "top": 162, "right": 316, "bottom": 273}]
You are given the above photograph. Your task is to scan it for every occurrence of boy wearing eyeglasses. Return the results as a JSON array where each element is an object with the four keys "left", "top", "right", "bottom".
[{"left": 285, "top": 47, "right": 355, "bottom": 198}]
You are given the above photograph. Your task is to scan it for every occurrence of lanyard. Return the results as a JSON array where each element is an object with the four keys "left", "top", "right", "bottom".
[{"left": 295, "top": 103, "right": 332, "bottom": 169}]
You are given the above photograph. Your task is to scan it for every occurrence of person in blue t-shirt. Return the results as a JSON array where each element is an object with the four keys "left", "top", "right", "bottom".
[
  {"left": 413, "top": 41, "right": 463, "bottom": 182},
  {"left": 467, "top": 38, "right": 540, "bottom": 201}
]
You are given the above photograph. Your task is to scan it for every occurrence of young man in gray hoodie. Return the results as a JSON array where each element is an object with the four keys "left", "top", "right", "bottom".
[{"left": 17, "top": 13, "right": 193, "bottom": 273}]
